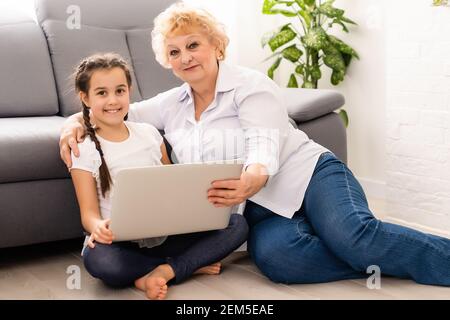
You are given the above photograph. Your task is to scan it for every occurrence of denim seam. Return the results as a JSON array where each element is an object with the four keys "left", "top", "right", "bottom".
[
  {"left": 342, "top": 163, "right": 364, "bottom": 226},
  {"left": 341, "top": 163, "right": 450, "bottom": 262},
  {"left": 342, "top": 162, "right": 374, "bottom": 264},
  {"left": 342, "top": 165, "right": 450, "bottom": 260},
  {"left": 252, "top": 221, "right": 315, "bottom": 282},
  {"left": 363, "top": 218, "right": 450, "bottom": 263},
  {"left": 294, "top": 219, "right": 316, "bottom": 242}
]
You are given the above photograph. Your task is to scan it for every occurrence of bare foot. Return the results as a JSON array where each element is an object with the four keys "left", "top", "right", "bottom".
[
  {"left": 145, "top": 276, "right": 168, "bottom": 300},
  {"left": 134, "top": 264, "right": 175, "bottom": 300},
  {"left": 194, "top": 262, "right": 222, "bottom": 275}
]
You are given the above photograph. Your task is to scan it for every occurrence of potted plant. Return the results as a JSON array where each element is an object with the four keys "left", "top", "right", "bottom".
[
  {"left": 261, "top": 0, "right": 359, "bottom": 126},
  {"left": 432, "top": 0, "right": 448, "bottom": 6}
]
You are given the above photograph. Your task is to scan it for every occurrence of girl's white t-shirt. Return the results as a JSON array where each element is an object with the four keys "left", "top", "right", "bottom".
[{"left": 70, "top": 121, "right": 167, "bottom": 251}]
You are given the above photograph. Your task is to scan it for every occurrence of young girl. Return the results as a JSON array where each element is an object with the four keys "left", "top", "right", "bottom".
[{"left": 69, "top": 53, "right": 248, "bottom": 300}]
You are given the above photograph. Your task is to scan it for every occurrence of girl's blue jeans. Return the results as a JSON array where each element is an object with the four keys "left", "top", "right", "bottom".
[
  {"left": 82, "top": 214, "right": 248, "bottom": 287},
  {"left": 244, "top": 152, "right": 450, "bottom": 286}
]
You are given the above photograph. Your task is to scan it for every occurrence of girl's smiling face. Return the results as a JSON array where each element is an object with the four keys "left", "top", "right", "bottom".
[
  {"left": 165, "top": 30, "right": 220, "bottom": 84},
  {"left": 80, "top": 67, "right": 130, "bottom": 128}
]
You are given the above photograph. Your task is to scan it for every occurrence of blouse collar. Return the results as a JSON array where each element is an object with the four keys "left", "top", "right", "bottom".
[{"left": 178, "top": 61, "right": 238, "bottom": 102}]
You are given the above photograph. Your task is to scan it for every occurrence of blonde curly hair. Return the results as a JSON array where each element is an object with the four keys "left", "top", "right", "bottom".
[{"left": 151, "top": 2, "right": 229, "bottom": 69}]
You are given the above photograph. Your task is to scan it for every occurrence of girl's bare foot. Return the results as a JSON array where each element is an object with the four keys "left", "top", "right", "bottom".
[
  {"left": 145, "top": 276, "right": 168, "bottom": 300},
  {"left": 134, "top": 264, "right": 175, "bottom": 300},
  {"left": 194, "top": 262, "right": 222, "bottom": 275}
]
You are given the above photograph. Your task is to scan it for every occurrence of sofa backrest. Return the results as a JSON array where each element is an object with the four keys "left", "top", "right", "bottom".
[
  {"left": 35, "top": 0, "right": 181, "bottom": 117},
  {"left": 0, "top": 14, "right": 59, "bottom": 117}
]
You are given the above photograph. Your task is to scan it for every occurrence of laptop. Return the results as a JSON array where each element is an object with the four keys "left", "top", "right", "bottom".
[{"left": 109, "top": 162, "right": 244, "bottom": 242}]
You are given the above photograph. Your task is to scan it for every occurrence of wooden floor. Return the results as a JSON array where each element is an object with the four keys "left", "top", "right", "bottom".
[{"left": 1, "top": 198, "right": 449, "bottom": 300}]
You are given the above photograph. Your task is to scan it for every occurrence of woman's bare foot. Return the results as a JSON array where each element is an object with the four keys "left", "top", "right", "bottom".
[
  {"left": 194, "top": 262, "right": 222, "bottom": 275},
  {"left": 134, "top": 264, "right": 175, "bottom": 300}
]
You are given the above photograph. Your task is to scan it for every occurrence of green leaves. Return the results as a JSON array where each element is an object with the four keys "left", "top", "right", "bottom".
[
  {"left": 282, "top": 45, "right": 303, "bottom": 62},
  {"left": 324, "top": 35, "right": 359, "bottom": 83},
  {"left": 318, "top": 0, "right": 356, "bottom": 32},
  {"left": 262, "top": 0, "right": 296, "bottom": 17},
  {"left": 267, "top": 26, "right": 296, "bottom": 51},
  {"left": 339, "top": 109, "right": 349, "bottom": 127},
  {"left": 432, "top": 0, "right": 449, "bottom": 6},
  {"left": 263, "top": 0, "right": 279, "bottom": 14},
  {"left": 331, "top": 69, "right": 345, "bottom": 85},
  {"left": 322, "top": 44, "right": 346, "bottom": 85},
  {"left": 318, "top": 0, "right": 344, "bottom": 18},
  {"left": 295, "top": 64, "right": 304, "bottom": 74},
  {"left": 311, "top": 65, "right": 322, "bottom": 81},
  {"left": 294, "top": 0, "right": 306, "bottom": 10},
  {"left": 323, "top": 53, "right": 345, "bottom": 75},
  {"left": 298, "top": 10, "right": 312, "bottom": 27},
  {"left": 288, "top": 74, "right": 299, "bottom": 88},
  {"left": 304, "top": 0, "right": 316, "bottom": 6},
  {"left": 262, "top": 0, "right": 358, "bottom": 90},
  {"left": 268, "top": 57, "right": 282, "bottom": 79},
  {"left": 302, "top": 81, "right": 315, "bottom": 88},
  {"left": 329, "top": 19, "right": 349, "bottom": 33},
  {"left": 263, "top": 24, "right": 302, "bottom": 80},
  {"left": 301, "top": 27, "right": 328, "bottom": 50},
  {"left": 340, "top": 16, "right": 357, "bottom": 25},
  {"left": 328, "top": 35, "right": 359, "bottom": 59},
  {"left": 320, "top": 0, "right": 357, "bottom": 33}
]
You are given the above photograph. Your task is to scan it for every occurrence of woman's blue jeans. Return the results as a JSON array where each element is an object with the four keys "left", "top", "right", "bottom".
[
  {"left": 83, "top": 214, "right": 248, "bottom": 287},
  {"left": 244, "top": 152, "right": 450, "bottom": 286}
]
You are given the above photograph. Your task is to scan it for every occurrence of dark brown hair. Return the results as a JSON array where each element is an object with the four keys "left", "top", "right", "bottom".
[{"left": 74, "top": 53, "right": 132, "bottom": 197}]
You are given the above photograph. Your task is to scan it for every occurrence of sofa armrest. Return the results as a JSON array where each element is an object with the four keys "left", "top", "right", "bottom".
[{"left": 282, "top": 88, "right": 345, "bottom": 123}]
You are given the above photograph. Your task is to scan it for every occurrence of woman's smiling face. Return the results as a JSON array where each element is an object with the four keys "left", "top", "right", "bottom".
[
  {"left": 165, "top": 30, "right": 219, "bottom": 85},
  {"left": 80, "top": 67, "right": 130, "bottom": 128}
]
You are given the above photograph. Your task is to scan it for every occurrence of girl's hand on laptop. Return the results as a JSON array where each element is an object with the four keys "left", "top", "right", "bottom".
[
  {"left": 87, "top": 219, "right": 114, "bottom": 248},
  {"left": 207, "top": 164, "right": 269, "bottom": 207}
]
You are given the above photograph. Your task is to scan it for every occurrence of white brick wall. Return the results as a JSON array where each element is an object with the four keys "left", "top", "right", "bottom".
[{"left": 386, "top": 0, "right": 450, "bottom": 234}]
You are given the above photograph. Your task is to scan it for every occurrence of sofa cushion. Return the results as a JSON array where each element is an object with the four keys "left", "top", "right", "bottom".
[
  {"left": 282, "top": 88, "right": 345, "bottom": 123},
  {"left": 127, "top": 28, "right": 181, "bottom": 99},
  {"left": 36, "top": 0, "right": 171, "bottom": 30},
  {"left": 0, "top": 116, "right": 69, "bottom": 183},
  {"left": 0, "top": 21, "right": 59, "bottom": 117},
  {"left": 36, "top": 0, "right": 180, "bottom": 108},
  {"left": 0, "top": 179, "right": 83, "bottom": 248},
  {"left": 41, "top": 20, "right": 142, "bottom": 117}
]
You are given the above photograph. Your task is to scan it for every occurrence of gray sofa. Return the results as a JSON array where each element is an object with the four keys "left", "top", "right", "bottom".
[{"left": 0, "top": 0, "right": 346, "bottom": 249}]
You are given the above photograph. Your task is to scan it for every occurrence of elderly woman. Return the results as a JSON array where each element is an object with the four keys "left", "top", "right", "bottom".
[{"left": 60, "top": 3, "right": 450, "bottom": 286}]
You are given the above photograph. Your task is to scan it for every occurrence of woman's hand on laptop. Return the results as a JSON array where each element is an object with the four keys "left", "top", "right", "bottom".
[
  {"left": 87, "top": 219, "right": 114, "bottom": 248},
  {"left": 59, "top": 115, "right": 86, "bottom": 169},
  {"left": 207, "top": 164, "right": 269, "bottom": 207}
]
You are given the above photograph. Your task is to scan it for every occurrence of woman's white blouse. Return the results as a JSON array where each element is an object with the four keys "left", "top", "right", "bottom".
[{"left": 128, "top": 62, "right": 328, "bottom": 218}]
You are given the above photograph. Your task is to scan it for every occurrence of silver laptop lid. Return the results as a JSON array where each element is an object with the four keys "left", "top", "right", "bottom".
[{"left": 109, "top": 163, "right": 243, "bottom": 241}]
